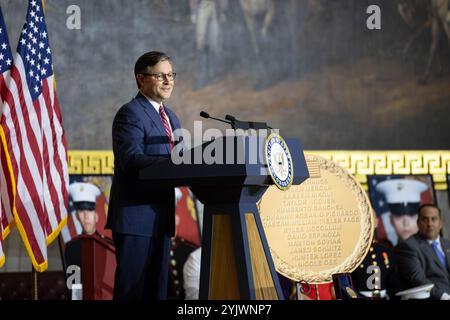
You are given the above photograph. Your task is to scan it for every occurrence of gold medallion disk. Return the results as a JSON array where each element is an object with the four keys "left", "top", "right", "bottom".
[{"left": 259, "top": 154, "right": 374, "bottom": 283}]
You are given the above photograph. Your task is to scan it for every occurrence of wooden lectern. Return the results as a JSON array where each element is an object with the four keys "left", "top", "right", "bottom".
[
  {"left": 79, "top": 234, "right": 116, "bottom": 300},
  {"left": 140, "top": 135, "right": 309, "bottom": 299}
]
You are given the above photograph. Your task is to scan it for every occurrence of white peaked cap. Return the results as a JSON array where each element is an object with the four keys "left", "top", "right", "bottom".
[
  {"left": 68, "top": 182, "right": 101, "bottom": 203},
  {"left": 375, "top": 179, "right": 428, "bottom": 204},
  {"left": 395, "top": 284, "right": 434, "bottom": 300}
]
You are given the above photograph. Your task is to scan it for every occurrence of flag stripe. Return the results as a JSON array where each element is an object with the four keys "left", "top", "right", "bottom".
[
  {"left": 0, "top": 154, "right": 13, "bottom": 233},
  {"left": 15, "top": 182, "right": 47, "bottom": 264},
  {"left": 8, "top": 65, "right": 49, "bottom": 269},
  {"left": 11, "top": 65, "right": 45, "bottom": 181},
  {"left": 47, "top": 78, "right": 69, "bottom": 206},
  {"left": 52, "top": 88, "right": 69, "bottom": 210},
  {"left": 41, "top": 79, "right": 64, "bottom": 231},
  {"left": 0, "top": 98, "right": 15, "bottom": 239},
  {"left": 0, "top": 3, "right": 14, "bottom": 267},
  {"left": 2, "top": 80, "right": 48, "bottom": 263},
  {"left": 7, "top": 66, "right": 47, "bottom": 232},
  {"left": 2, "top": 78, "right": 48, "bottom": 268},
  {"left": 67, "top": 211, "right": 80, "bottom": 238}
]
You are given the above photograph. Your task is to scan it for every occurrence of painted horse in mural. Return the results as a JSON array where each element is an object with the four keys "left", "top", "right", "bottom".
[{"left": 398, "top": 0, "right": 450, "bottom": 83}]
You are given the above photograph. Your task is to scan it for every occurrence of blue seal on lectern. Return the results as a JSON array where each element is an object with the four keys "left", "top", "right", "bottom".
[{"left": 265, "top": 133, "right": 294, "bottom": 191}]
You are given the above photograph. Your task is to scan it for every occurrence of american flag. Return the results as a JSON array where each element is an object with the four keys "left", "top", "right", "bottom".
[
  {"left": 0, "top": 4, "right": 15, "bottom": 268},
  {"left": 367, "top": 175, "right": 392, "bottom": 218},
  {"left": 60, "top": 209, "right": 83, "bottom": 244},
  {"left": 0, "top": 0, "right": 69, "bottom": 272}
]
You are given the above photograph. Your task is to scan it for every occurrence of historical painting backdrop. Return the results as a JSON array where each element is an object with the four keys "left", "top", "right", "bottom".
[{"left": 2, "top": 0, "right": 449, "bottom": 150}]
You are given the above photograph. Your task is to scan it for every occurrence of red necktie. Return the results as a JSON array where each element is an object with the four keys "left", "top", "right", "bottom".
[{"left": 159, "top": 105, "right": 174, "bottom": 150}]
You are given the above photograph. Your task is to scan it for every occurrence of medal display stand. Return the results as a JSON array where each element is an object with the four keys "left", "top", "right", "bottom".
[{"left": 140, "top": 135, "right": 309, "bottom": 299}]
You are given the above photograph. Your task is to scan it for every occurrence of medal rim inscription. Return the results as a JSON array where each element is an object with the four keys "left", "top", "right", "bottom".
[{"left": 259, "top": 154, "right": 374, "bottom": 284}]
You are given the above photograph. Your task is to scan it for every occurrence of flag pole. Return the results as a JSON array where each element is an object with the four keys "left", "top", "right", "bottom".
[
  {"left": 58, "top": 235, "right": 71, "bottom": 299},
  {"left": 58, "top": 235, "right": 67, "bottom": 275},
  {"left": 32, "top": 266, "right": 39, "bottom": 300}
]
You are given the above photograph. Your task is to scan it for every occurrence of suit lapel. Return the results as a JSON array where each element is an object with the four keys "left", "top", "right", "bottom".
[
  {"left": 419, "top": 236, "right": 448, "bottom": 274},
  {"left": 135, "top": 93, "right": 171, "bottom": 153},
  {"left": 441, "top": 238, "right": 450, "bottom": 274},
  {"left": 165, "top": 107, "right": 180, "bottom": 131}
]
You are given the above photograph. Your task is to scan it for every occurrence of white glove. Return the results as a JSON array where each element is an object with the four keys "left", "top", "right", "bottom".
[{"left": 440, "top": 292, "right": 450, "bottom": 300}]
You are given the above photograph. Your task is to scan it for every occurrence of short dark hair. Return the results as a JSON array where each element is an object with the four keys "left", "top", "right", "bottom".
[
  {"left": 134, "top": 51, "right": 171, "bottom": 88},
  {"left": 418, "top": 203, "right": 441, "bottom": 218}
]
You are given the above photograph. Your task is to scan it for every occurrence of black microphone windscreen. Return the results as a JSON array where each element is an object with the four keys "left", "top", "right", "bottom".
[
  {"left": 200, "top": 111, "right": 210, "bottom": 118},
  {"left": 225, "top": 114, "right": 236, "bottom": 121}
]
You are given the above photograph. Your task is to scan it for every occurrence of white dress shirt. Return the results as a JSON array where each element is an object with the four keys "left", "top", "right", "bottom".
[{"left": 141, "top": 93, "right": 173, "bottom": 132}]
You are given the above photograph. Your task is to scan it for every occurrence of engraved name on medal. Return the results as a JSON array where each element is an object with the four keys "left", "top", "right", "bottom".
[{"left": 259, "top": 154, "right": 374, "bottom": 283}]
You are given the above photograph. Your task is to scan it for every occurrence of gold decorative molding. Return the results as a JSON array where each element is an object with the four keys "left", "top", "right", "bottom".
[
  {"left": 67, "top": 150, "right": 450, "bottom": 190},
  {"left": 306, "top": 151, "right": 450, "bottom": 191},
  {"left": 68, "top": 150, "right": 114, "bottom": 175}
]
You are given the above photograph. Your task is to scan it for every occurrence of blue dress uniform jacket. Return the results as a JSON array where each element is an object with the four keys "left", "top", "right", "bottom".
[
  {"left": 351, "top": 240, "right": 401, "bottom": 299},
  {"left": 106, "top": 92, "right": 182, "bottom": 299}
]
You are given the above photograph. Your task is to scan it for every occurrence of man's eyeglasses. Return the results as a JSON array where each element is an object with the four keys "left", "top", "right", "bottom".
[{"left": 141, "top": 72, "right": 177, "bottom": 81}]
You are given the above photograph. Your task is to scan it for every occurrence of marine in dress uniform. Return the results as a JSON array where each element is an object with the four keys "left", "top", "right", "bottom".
[
  {"left": 351, "top": 235, "right": 401, "bottom": 299},
  {"left": 65, "top": 182, "right": 113, "bottom": 299}
]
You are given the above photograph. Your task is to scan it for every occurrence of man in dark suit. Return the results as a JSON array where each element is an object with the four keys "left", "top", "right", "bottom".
[
  {"left": 396, "top": 203, "right": 450, "bottom": 300},
  {"left": 106, "top": 51, "right": 182, "bottom": 300}
]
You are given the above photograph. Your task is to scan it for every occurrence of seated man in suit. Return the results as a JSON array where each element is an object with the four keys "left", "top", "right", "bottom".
[{"left": 396, "top": 203, "right": 450, "bottom": 300}]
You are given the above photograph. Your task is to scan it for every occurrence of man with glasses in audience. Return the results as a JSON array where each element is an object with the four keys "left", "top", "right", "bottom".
[{"left": 106, "top": 51, "right": 182, "bottom": 300}]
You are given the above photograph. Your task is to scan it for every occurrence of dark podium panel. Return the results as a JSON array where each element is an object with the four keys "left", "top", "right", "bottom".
[
  {"left": 79, "top": 235, "right": 116, "bottom": 300},
  {"left": 140, "top": 135, "right": 309, "bottom": 299}
]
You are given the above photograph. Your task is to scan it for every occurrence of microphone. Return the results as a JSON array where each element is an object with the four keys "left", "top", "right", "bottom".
[
  {"left": 225, "top": 114, "right": 273, "bottom": 130},
  {"left": 225, "top": 114, "right": 236, "bottom": 122},
  {"left": 200, "top": 111, "right": 233, "bottom": 126},
  {"left": 199, "top": 111, "right": 210, "bottom": 119}
]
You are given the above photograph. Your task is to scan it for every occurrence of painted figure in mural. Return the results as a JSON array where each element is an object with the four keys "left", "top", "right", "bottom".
[
  {"left": 396, "top": 204, "right": 450, "bottom": 300},
  {"left": 106, "top": 51, "right": 182, "bottom": 300},
  {"left": 376, "top": 179, "right": 428, "bottom": 246},
  {"left": 192, "top": 0, "right": 228, "bottom": 90},
  {"left": 273, "top": 0, "right": 308, "bottom": 80},
  {"left": 239, "top": 0, "right": 274, "bottom": 57},
  {"left": 239, "top": 0, "right": 275, "bottom": 89},
  {"left": 398, "top": 0, "right": 450, "bottom": 84}
]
